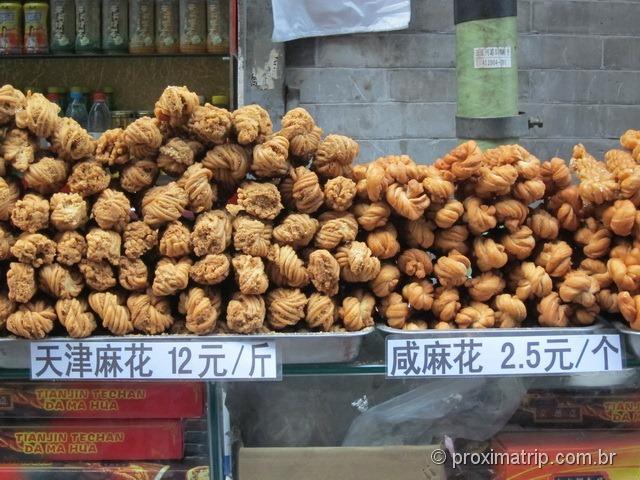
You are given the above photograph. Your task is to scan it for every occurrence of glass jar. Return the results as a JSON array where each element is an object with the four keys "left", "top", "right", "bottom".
[
  {"left": 129, "top": 0, "right": 154, "bottom": 53},
  {"left": 102, "top": 0, "right": 127, "bottom": 53},
  {"left": 75, "top": 0, "right": 100, "bottom": 53},
  {"left": 179, "top": 0, "right": 205, "bottom": 53},
  {"left": 155, "top": 0, "right": 178, "bottom": 53},
  {"left": 0, "top": 2, "right": 22, "bottom": 55},
  {"left": 206, "top": 0, "right": 227, "bottom": 54},
  {"left": 23, "top": 2, "right": 48, "bottom": 54},
  {"left": 50, "top": 0, "right": 75, "bottom": 53},
  {"left": 210, "top": 94, "right": 228, "bottom": 109},
  {"left": 111, "top": 110, "right": 134, "bottom": 129}
]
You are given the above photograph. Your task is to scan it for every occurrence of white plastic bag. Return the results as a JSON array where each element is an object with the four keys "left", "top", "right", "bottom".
[{"left": 272, "top": 0, "right": 411, "bottom": 42}]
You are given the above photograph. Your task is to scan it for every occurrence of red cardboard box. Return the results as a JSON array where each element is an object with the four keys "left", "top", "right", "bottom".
[
  {"left": 493, "top": 431, "right": 640, "bottom": 479},
  {"left": 0, "top": 382, "right": 204, "bottom": 419},
  {"left": 0, "top": 420, "right": 183, "bottom": 461},
  {"left": 0, "top": 462, "right": 208, "bottom": 480}
]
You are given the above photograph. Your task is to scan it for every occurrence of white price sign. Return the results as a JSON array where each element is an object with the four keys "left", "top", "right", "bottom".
[
  {"left": 30, "top": 340, "right": 280, "bottom": 381},
  {"left": 386, "top": 333, "right": 623, "bottom": 378},
  {"left": 474, "top": 46, "right": 512, "bottom": 69}
]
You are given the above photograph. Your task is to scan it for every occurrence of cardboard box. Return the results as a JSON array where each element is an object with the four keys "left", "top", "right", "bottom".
[
  {"left": 0, "top": 420, "right": 184, "bottom": 461},
  {"left": 238, "top": 446, "right": 446, "bottom": 480},
  {"left": 493, "top": 431, "right": 640, "bottom": 480},
  {"left": 0, "top": 382, "right": 204, "bottom": 419},
  {"left": 0, "top": 462, "right": 209, "bottom": 480}
]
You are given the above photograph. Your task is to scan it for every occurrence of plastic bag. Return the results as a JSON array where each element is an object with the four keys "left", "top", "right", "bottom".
[
  {"left": 271, "top": 0, "right": 411, "bottom": 42},
  {"left": 342, "top": 377, "right": 527, "bottom": 446}
]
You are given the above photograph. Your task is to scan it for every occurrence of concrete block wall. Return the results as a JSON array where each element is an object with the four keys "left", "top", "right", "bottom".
[{"left": 284, "top": 0, "right": 640, "bottom": 163}]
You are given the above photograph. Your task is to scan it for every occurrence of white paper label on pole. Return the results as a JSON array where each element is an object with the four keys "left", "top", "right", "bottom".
[
  {"left": 30, "top": 340, "right": 280, "bottom": 381},
  {"left": 386, "top": 334, "right": 623, "bottom": 378},
  {"left": 473, "top": 46, "right": 512, "bottom": 69}
]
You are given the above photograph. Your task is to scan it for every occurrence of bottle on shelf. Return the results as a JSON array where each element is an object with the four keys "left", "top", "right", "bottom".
[
  {"left": 129, "top": 0, "right": 155, "bottom": 54},
  {"left": 50, "top": 0, "right": 75, "bottom": 54},
  {"left": 0, "top": 1, "right": 22, "bottom": 55},
  {"left": 102, "top": 0, "right": 128, "bottom": 53},
  {"left": 210, "top": 94, "right": 228, "bottom": 109},
  {"left": 23, "top": 2, "right": 49, "bottom": 54},
  {"left": 179, "top": 0, "right": 205, "bottom": 53},
  {"left": 206, "top": 0, "right": 228, "bottom": 54},
  {"left": 75, "top": 0, "right": 101, "bottom": 53},
  {"left": 155, "top": 0, "right": 178, "bottom": 53},
  {"left": 88, "top": 91, "right": 111, "bottom": 134},
  {"left": 102, "top": 85, "right": 115, "bottom": 109},
  {"left": 66, "top": 90, "right": 89, "bottom": 128},
  {"left": 45, "top": 86, "right": 67, "bottom": 112}
]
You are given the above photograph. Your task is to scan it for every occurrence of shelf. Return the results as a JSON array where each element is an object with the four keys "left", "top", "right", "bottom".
[{"left": 0, "top": 53, "right": 230, "bottom": 60}]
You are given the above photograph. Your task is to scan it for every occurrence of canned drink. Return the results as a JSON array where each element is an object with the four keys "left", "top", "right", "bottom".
[
  {"left": 0, "top": 2, "right": 22, "bottom": 55},
  {"left": 24, "top": 2, "right": 49, "bottom": 54}
]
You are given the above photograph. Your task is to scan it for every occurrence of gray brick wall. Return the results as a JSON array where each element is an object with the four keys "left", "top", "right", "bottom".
[{"left": 284, "top": 0, "right": 640, "bottom": 163}]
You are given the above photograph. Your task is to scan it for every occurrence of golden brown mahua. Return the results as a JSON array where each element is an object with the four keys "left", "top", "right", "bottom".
[
  {"left": 51, "top": 117, "right": 96, "bottom": 161},
  {"left": 541, "top": 157, "right": 572, "bottom": 195},
  {"left": 511, "top": 262, "right": 553, "bottom": 300},
  {"left": 272, "top": 213, "right": 316, "bottom": 248},
  {"left": 434, "top": 140, "right": 482, "bottom": 180},
  {"left": 475, "top": 165, "right": 518, "bottom": 197},
  {"left": 79, "top": 259, "right": 117, "bottom": 291},
  {"left": 11, "top": 193, "right": 49, "bottom": 232},
  {"left": 7, "top": 262, "right": 36, "bottom": 303},
  {"left": 335, "top": 241, "right": 381, "bottom": 282},
  {"left": 314, "top": 134, "right": 359, "bottom": 178},
  {"left": 493, "top": 294, "right": 526, "bottom": 328},
  {"left": 482, "top": 144, "right": 523, "bottom": 167},
  {"left": 118, "top": 257, "right": 149, "bottom": 291},
  {"left": 573, "top": 304, "right": 599, "bottom": 326},
  {"left": 366, "top": 223, "right": 400, "bottom": 259},
  {"left": 38, "top": 263, "right": 83, "bottom": 299},
  {"left": 381, "top": 292, "right": 410, "bottom": 329},
  {"left": 535, "top": 241, "right": 573, "bottom": 278},
  {"left": 123, "top": 116, "right": 162, "bottom": 157},
  {"left": 618, "top": 292, "right": 640, "bottom": 329},
  {"left": 50, "top": 193, "right": 88, "bottom": 231},
  {"left": 403, "top": 320, "right": 428, "bottom": 331},
  {"left": 398, "top": 248, "right": 433, "bottom": 279},
  {"left": 467, "top": 271, "right": 505, "bottom": 302},
  {"left": 120, "top": 159, "right": 159, "bottom": 193},
  {"left": 1, "top": 128, "right": 35, "bottom": 171},
  {"left": 141, "top": 182, "right": 189, "bottom": 228},
  {"left": 232, "top": 254, "right": 269, "bottom": 295},
  {"left": 495, "top": 199, "right": 528, "bottom": 231},
  {"left": 306, "top": 293, "right": 337, "bottom": 331},
  {"left": 154, "top": 85, "right": 199, "bottom": 126},
  {"left": 385, "top": 180, "right": 430, "bottom": 220},
  {"left": 233, "top": 215, "right": 273, "bottom": 256},
  {"left": 597, "top": 289, "right": 619, "bottom": 313},
  {"left": 351, "top": 164, "right": 369, "bottom": 200},
  {"left": 235, "top": 181, "right": 283, "bottom": 220},
  {"left": 538, "top": 292, "right": 571, "bottom": 328},
  {"left": 314, "top": 212, "right": 358, "bottom": 249},
  {"left": 501, "top": 225, "right": 536, "bottom": 260},
  {"left": 580, "top": 258, "right": 611, "bottom": 289},
  {"left": 473, "top": 237, "right": 508, "bottom": 272},
  {"left": 290, "top": 166, "right": 324, "bottom": 214},
  {"left": 307, "top": 249, "right": 340, "bottom": 296},
  {"left": 203, "top": 143, "right": 250, "bottom": 190},
  {"left": 434, "top": 224, "right": 469, "bottom": 254},
  {"left": 0, "top": 84, "right": 25, "bottom": 124},
  {"left": 157, "top": 137, "right": 196, "bottom": 177},
  {"left": 339, "top": 289, "right": 375, "bottom": 331},
  {"left": 607, "top": 257, "right": 640, "bottom": 293},
  {"left": 434, "top": 250, "right": 471, "bottom": 287},
  {"left": 226, "top": 293, "right": 265, "bottom": 333},
  {"left": 89, "top": 291, "right": 133, "bottom": 336},
  {"left": 56, "top": 298, "right": 96, "bottom": 338},
  {"left": 92, "top": 189, "right": 131, "bottom": 232},
  {"left": 95, "top": 128, "right": 129, "bottom": 166},
  {"left": 527, "top": 208, "right": 559, "bottom": 240},
  {"left": 251, "top": 135, "right": 290, "bottom": 178},
  {"left": 574, "top": 217, "right": 611, "bottom": 259},
  {"left": 10, "top": 233, "right": 56, "bottom": 267},
  {"left": 402, "top": 281, "right": 434, "bottom": 311},
  {"left": 0, "top": 177, "right": 20, "bottom": 221},
  {"left": 24, "top": 157, "right": 68, "bottom": 194},
  {"left": 123, "top": 221, "right": 157, "bottom": 258},
  {"left": 558, "top": 270, "right": 600, "bottom": 308},
  {"left": 432, "top": 287, "right": 461, "bottom": 322},
  {"left": 463, "top": 197, "right": 497, "bottom": 235},
  {"left": 280, "top": 108, "right": 321, "bottom": 158},
  {"left": 159, "top": 221, "right": 191, "bottom": 257},
  {"left": 324, "top": 176, "right": 357, "bottom": 211},
  {"left": 232, "top": 104, "right": 272, "bottom": 145},
  {"left": 571, "top": 144, "right": 618, "bottom": 204},
  {"left": 514, "top": 146, "right": 541, "bottom": 179},
  {"left": 86, "top": 228, "right": 121, "bottom": 265},
  {"left": 352, "top": 201, "right": 391, "bottom": 231},
  {"left": 15, "top": 92, "right": 59, "bottom": 138},
  {"left": 266, "top": 287, "right": 307, "bottom": 330},
  {"left": 364, "top": 161, "right": 390, "bottom": 202},
  {"left": 369, "top": 263, "right": 401, "bottom": 298},
  {"left": 177, "top": 163, "right": 215, "bottom": 213},
  {"left": 55, "top": 231, "right": 86, "bottom": 266},
  {"left": 420, "top": 165, "right": 455, "bottom": 203},
  {"left": 621, "top": 129, "right": 640, "bottom": 156},
  {"left": 67, "top": 161, "right": 110, "bottom": 198},
  {"left": 6, "top": 300, "right": 56, "bottom": 339},
  {"left": 191, "top": 210, "right": 232, "bottom": 256},
  {"left": 435, "top": 199, "right": 464, "bottom": 229},
  {"left": 513, "top": 179, "right": 546, "bottom": 204},
  {"left": 603, "top": 199, "right": 636, "bottom": 236},
  {"left": 190, "top": 254, "right": 230, "bottom": 285},
  {"left": 152, "top": 257, "right": 192, "bottom": 296},
  {"left": 456, "top": 302, "right": 495, "bottom": 329},
  {"left": 187, "top": 104, "right": 233, "bottom": 146},
  {"left": 178, "top": 287, "right": 221, "bottom": 335},
  {"left": 267, "top": 244, "right": 309, "bottom": 287},
  {"left": 547, "top": 186, "right": 583, "bottom": 232},
  {"left": 0, "top": 225, "right": 15, "bottom": 260},
  {"left": 127, "top": 292, "right": 173, "bottom": 334}
]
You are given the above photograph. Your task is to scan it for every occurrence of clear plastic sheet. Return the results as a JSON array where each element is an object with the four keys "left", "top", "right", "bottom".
[{"left": 271, "top": 0, "right": 411, "bottom": 42}]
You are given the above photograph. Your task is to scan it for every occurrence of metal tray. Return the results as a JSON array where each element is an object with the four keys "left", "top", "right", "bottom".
[
  {"left": 0, "top": 328, "right": 375, "bottom": 369},
  {"left": 377, "top": 322, "right": 605, "bottom": 337},
  {"left": 613, "top": 321, "right": 640, "bottom": 359}
]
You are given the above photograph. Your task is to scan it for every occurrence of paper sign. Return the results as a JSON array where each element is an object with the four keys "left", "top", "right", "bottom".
[{"left": 474, "top": 46, "right": 512, "bottom": 69}]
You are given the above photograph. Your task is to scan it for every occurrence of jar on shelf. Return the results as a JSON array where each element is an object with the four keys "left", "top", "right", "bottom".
[
  {"left": 155, "top": 0, "right": 178, "bottom": 53},
  {"left": 102, "top": 0, "right": 127, "bottom": 53},
  {"left": 210, "top": 94, "right": 228, "bottom": 109},
  {"left": 179, "top": 0, "right": 205, "bottom": 54},
  {"left": 129, "top": 0, "right": 154, "bottom": 54},
  {"left": 111, "top": 110, "right": 134, "bottom": 128},
  {"left": 102, "top": 85, "right": 115, "bottom": 109},
  {"left": 0, "top": 1, "right": 22, "bottom": 55},
  {"left": 50, "top": 0, "right": 74, "bottom": 54},
  {"left": 206, "top": 0, "right": 227, "bottom": 54},
  {"left": 23, "top": 2, "right": 48, "bottom": 54},
  {"left": 75, "top": 0, "right": 100, "bottom": 53}
]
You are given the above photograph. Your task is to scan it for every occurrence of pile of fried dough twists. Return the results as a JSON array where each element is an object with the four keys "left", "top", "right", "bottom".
[{"left": 1, "top": 84, "right": 639, "bottom": 339}]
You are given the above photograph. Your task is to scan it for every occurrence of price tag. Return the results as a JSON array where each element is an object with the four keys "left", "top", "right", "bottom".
[
  {"left": 386, "top": 333, "right": 624, "bottom": 378},
  {"left": 473, "top": 46, "right": 512, "bottom": 69},
  {"left": 30, "top": 339, "right": 280, "bottom": 381}
]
